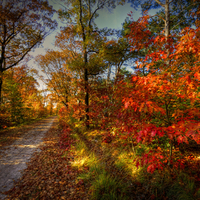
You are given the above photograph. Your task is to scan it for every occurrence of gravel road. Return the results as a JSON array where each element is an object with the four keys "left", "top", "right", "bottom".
[{"left": 0, "top": 116, "right": 56, "bottom": 200}]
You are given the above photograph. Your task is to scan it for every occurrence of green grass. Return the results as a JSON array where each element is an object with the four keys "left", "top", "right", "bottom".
[
  {"left": 166, "top": 172, "right": 200, "bottom": 200},
  {"left": 69, "top": 129, "right": 129, "bottom": 200},
  {"left": 90, "top": 172, "right": 128, "bottom": 200},
  {"left": 64, "top": 123, "right": 200, "bottom": 200}
]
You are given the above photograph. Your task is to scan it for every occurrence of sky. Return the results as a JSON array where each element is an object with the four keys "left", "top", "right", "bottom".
[
  {"left": 29, "top": 1, "right": 142, "bottom": 90},
  {"left": 30, "top": 2, "right": 141, "bottom": 56}
]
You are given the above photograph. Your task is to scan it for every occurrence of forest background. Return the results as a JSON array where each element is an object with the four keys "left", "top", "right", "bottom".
[{"left": 0, "top": 0, "right": 200, "bottom": 199}]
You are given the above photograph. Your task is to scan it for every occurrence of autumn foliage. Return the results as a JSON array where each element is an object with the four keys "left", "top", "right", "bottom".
[
  {"left": 0, "top": 66, "right": 50, "bottom": 129},
  {"left": 1, "top": 0, "right": 200, "bottom": 199},
  {"left": 74, "top": 13, "right": 200, "bottom": 174}
]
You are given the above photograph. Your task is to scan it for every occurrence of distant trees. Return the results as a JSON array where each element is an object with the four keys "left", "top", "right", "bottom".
[
  {"left": 39, "top": 0, "right": 124, "bottom": 127},
  {"left": 0, "top": 66, "right": 48, "bottom": 128}
]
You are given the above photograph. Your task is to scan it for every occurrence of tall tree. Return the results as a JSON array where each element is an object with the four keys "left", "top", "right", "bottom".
[
  {"left": 128, "top": 0, "right": 199, "bottom": 67},
  {"left": 0, "top": 0, "right": 57, "bottom": 103},
  {"left": 35, "top": 49, "right": 77, "bottom": 108},
  {"left": 125, "top": 0, "right": 200, "bottom": 160},
  {"left": 58, "top": 0, "right": 123, "bottom": 128}
]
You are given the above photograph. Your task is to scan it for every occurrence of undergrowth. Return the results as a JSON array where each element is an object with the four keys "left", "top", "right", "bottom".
[{"left": 62, "top": 119, "right": 200, "bottom": 200}]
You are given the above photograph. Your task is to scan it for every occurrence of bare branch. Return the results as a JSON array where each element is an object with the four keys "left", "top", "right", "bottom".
[
  {"left": 154, "top": 0, "right": 165, "bottom": 7},
  {"left": 171, "top": 19, "right": 186, "bottom": 31},
  {"left": 149, "top": 14, "right": 166, "bottom": 23},
  {"left": 171, "top": 2, "right": 200, "bottom": 22},
  {"left": 4, "top": 39, "right": 41, "bottom": 71}
]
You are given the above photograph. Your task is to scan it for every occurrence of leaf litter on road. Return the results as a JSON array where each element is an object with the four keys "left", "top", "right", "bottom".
[{"left": 4, "top": 118, "right": 90, "bottom": 200}]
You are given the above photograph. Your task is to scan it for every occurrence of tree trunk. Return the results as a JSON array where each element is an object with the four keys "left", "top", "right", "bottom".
[
  {"left": 155, "top": 0, "right": 171, "bottom": 66},
  {"left": 79, "top": 0, "right": 89, "bottom": 129},
  {"left": 84, "top": 67, "right": 89, "bottom": 128},
  {"left": 106, "top": 64, "right": 111, "bottom": 86},
  {"left": 0, "top": 76, "right": 2, "bottom": 104},
  {"left": 165, "top": 0, "right": 170, "bottom": 66}
]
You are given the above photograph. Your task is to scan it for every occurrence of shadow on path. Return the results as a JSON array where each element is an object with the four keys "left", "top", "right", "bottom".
[{"left": 0, "top": 116, "right": 56, "bottom": 200}]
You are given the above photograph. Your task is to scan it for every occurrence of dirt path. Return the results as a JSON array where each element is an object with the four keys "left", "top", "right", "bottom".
[{"left": 0, "top": 116, "right": 56, "bottom": 200}]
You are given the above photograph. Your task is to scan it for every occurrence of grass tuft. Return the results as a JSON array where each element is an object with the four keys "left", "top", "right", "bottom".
[{"left": 90, "top": 171, "right": 128, "bottom": 200}]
